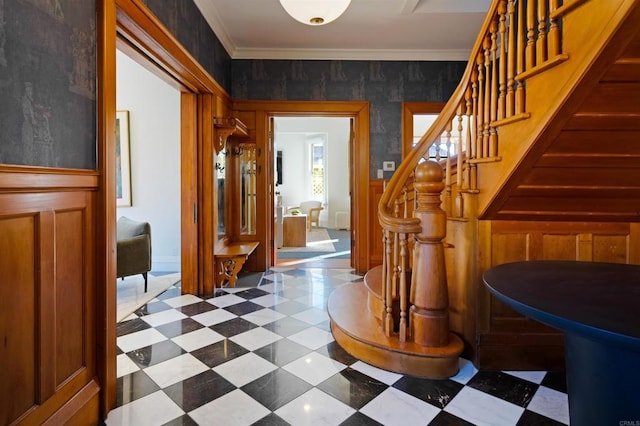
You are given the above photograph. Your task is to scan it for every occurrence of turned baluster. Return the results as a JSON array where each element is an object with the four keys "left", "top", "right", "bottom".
[
  {"left": 398, "top": 233, "right": 408, "bottom": 342},
  {"left": 392, "top": 231, "right": 399, "bottom": 301},
  {"left": 483, "top": 34, "right": 491, "bottom": 157},
  {"left": 410, "top": 161, "right": 450, "bottom": 347},
  {"left": 434, "top": 133, "right": 443, "bottom": 162},
  {"left": 475, "top": 54, "right": 484, "bottom": 160},
  {"left": 383, "top": 229, "right": 394, "bottom": 336},
  {"left": 455, "top": 104, "right": 464, "bottom": 217},
  {"left": 402, "top": 184, "right": 409, "bottom": 218},
  {"left": 506, "top": 0, "right": 516, "bottom": 117},
  {"left": 471, "top": 68, "right": 479, "bottom": 160},
  {"left": 465, "top": 85, "right": 476, "bottom": 191},
  {"left": 489, "top": 17, "right": 499, "bottom": 157},
  {"left": 537, "top": 0, "right": 548, "bottom": 64},
  {"left": 498, "top": 0, "right": 508, "bottom": 121},
  {"left": 548, "top": 0, "right": 560, "bottom": 57},
  {"left": 516, "top": 0, "right": 526, "bottom": 114},
  {"left": 526, "top": 0, "right": 537, "bottom": 69},
  {"left": 444, "top": 121, "right": 453, "bottom": 215}
]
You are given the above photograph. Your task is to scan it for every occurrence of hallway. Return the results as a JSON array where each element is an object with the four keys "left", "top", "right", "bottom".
[{"left": 107, "top": 268, "right": 568, "bottom": 425}]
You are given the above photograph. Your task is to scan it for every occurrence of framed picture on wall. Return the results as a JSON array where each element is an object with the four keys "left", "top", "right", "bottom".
[{"left": 116, "top": 110, "right": 132, "bottom": 207}]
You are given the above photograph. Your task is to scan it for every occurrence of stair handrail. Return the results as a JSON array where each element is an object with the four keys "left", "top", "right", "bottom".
[
  {"left": 376, "top": 0, "right": 592, "bottom": 344},
  {"left": 380, "top": 0, "right": 587, "bottom": 223},
  {"left": 379, "top": 1, "right": 501, "bottom": 225}
]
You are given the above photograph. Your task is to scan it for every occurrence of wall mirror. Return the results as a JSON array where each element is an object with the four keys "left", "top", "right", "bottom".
[{"left": 238, "top": 145, "right": 257, "bottom": 236}]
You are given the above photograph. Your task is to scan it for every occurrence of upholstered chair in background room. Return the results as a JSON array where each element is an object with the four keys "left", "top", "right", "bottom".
[
  {"left": 116, "top": 216, "right": 152, "bottom": 292},
  {"left": 288, "top": 200, "right": 324, "bottom": 230}
]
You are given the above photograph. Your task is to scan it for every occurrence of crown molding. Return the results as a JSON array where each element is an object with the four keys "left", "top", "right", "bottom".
[
  {"left": 230, "top": 47, "right": 471, "bottom": 61},
  {"left": 192, "top": 0, "right": 236, "bottom": 58}
]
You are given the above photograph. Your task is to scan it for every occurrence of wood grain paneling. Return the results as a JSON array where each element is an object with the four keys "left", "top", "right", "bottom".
[
  {"left": 476, "top": 220, "right": 638, "bottom": 369},
  {"left": 477, "top": 1, "right": 640, "bottom": 222},
  {"left": 0, "top": 180, "right": 97, "bottom": 424},
  {"left": 369, "top": 180, "right": 385, "bottom": 268},
  {"left": 55, "top": 210, "right": 86, "bottom": 387},
  {"left": 0, "top": 215, "right": 36, "bottom": 425}
]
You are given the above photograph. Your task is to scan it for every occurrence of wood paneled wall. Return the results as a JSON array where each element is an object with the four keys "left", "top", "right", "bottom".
[
  {"left": 0, "top": 169, "right": 99, "bottom": 425},
  {"left": 231, "top": 100, "right": 370, "bottom": 273},
  {"left": 369, "top": 180, "right": 385, "bottom": 268},
  {"left": 474, "top": 220, "right": 640, "bottom": 369}
]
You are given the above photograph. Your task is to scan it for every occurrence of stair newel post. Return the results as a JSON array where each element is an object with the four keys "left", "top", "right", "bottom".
[{"left": 410, "top": 161, "right": 451, "bottom": 347}]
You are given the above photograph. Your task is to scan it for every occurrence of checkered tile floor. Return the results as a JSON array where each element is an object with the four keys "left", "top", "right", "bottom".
[{"left": 105, "top": 268, "right": 570, "bottom": 426}]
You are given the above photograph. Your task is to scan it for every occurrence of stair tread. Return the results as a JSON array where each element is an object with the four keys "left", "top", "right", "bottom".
[
  {"left": 363, "top": 265, "right": 383, "bottom": 300},
  {"left": 328, "top": 282, "right": 463, "bottom": 358}
]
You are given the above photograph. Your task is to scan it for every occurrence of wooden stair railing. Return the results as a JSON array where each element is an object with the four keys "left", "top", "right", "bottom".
[
  {"left": 329, "top": 0, "right": 597, "bottom": 379},
  {"left": 368, "top": 0, "right": 591, "bottom": 376},
  {"left": 388, "top": 0, "right": 589, "bottom": 219}
]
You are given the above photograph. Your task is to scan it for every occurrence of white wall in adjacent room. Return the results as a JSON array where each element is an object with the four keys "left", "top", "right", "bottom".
[
  {"left": 116, "top": 50, "right": 181, "bottom": 271},
  {"left": 275, "top": 117, "right": 351, "bottom": 228}
]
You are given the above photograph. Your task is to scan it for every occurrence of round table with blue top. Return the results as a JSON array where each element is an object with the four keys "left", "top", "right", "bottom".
[{"left": 483, "top": 261, "right": 640, "bottom": 426}]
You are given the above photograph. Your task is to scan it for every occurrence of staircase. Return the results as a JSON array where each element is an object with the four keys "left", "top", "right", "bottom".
[{"left": 328, "top": 0, "right": 640, "bottom": 376}]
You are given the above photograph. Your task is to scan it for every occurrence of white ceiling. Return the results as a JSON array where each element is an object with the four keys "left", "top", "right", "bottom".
[{"left": 193, "top": 0, "right": 491, "bottom": 61}]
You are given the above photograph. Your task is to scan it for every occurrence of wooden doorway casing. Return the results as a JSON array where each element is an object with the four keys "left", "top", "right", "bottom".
[
  {"left": 232, "top": 101, "right": 370, "bottom": 275},
  {"left": 100, "top": 0, "right": 233, "bottom": 415},
  {"left": 101, "top": 1, "right": 371, "bottom": 416}
]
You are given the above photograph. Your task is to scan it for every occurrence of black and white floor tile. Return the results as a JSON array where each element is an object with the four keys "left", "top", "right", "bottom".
[{"left": 106, "top": 268, "right": 570, "bottom": 426}]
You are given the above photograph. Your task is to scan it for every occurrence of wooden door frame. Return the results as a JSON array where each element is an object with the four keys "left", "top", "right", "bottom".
[
  {"left": 99, "top": 0, "right": 232, "bottom": 415},
  {"left": 401, "top": 102, "right": 446, "bottom": 158},
  {"left": 232, "top": 100, "right": 370, "bottom": 275}
]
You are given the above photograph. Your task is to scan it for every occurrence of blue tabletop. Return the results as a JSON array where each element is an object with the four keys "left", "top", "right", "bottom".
[{"left": 483, "top": 261, "right": 640, "bottom": 349}]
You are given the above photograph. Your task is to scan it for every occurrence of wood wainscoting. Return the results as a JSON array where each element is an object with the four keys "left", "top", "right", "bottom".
[
  {"left": 476, "top": 220, "right": 640, "bottom": 370},
  {"left": 0, "top": 167, "right": 100, "bottom": 425}
]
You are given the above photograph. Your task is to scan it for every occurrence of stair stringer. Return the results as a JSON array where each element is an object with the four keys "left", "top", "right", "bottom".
[{"left": 475, "top": 0, "right": 640, "bottom": 220}]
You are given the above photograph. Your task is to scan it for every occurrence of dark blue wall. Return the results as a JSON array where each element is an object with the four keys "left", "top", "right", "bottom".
[
  {"left": 0, "top": 0, "right": 96, "bottom": 169},
  {"left": 143, "top": 0, "right": 232, "bottom": 93},
  {"left": 0, "top": 0, "right": 465, "bottom": 177},
  {"left": 143, "top": 1, "right": 465, "bottom": 178},
  {"left": 232, "top": 60, "right": 465, "bottom": 178}
]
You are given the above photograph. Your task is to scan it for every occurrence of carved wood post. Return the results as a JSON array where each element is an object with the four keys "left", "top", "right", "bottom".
[{"left": 410, "top": 161, "right": 450, "bottom": 347}]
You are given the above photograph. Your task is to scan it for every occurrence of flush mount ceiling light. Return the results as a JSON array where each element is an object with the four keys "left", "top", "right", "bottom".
[{"left": 279, "top": 0, "right": 352, "bottom": 26}]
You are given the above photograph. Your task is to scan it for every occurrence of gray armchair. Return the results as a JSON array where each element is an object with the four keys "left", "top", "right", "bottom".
[{"left": 117, "top": 216, "right": 152, "bottom": 292}]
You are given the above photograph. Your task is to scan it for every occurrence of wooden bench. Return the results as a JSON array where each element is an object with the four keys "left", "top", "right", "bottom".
[{"left": 214, "top": 240, "right": 259, "bottom": 288}]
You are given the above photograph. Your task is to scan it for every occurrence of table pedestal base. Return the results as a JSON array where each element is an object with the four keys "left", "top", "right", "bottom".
[{"left": 565, "top": 333, "right": 640, "bottom": 425}]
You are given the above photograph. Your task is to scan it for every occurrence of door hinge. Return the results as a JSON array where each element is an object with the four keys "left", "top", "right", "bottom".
[{"left": 193, "top": 203, "right": 198, "bottom": 223}]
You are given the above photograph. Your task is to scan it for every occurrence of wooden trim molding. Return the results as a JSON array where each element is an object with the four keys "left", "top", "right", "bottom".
[
  {"left": 232, "top": 100, "right": 371, "bottom": 274},
  {"left": 0, "top": 166, "right": 99, "bottom": 191},
  {"left": 115, "top": 0, "right": 230, "bottom": 100},
  {"left": 401, "top": 102, "right": 446, "bottom": 159}
]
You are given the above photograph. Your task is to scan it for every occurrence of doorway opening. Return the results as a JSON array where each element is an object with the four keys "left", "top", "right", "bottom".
[
  {"left": 273, "top": 116, "right": 351, "bottom": 268},
  {"left": 114, "top": 49, "right": 182, "bottom": 321}
]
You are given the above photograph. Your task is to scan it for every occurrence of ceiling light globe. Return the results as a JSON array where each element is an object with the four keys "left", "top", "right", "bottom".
[{"left": 279, "top": 0, "right": 351, "bottom": 26}]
